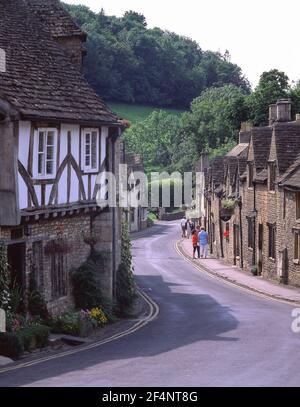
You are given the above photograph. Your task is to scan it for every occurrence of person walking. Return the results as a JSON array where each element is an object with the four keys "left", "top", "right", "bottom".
[
  {"left": 186, "top": 219, "right": 192, "bottom": 239},
  {"left": 180, "top": 216, "right": 187, "bottom": 238},
  {"left": 192, "top": 230, "right": 200, "bottom": 259},
  {"left": 198, "top": 226, "right": 209, "bottom": 259}
]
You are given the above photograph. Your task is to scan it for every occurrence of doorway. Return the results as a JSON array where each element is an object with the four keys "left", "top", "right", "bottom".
[
  {"left": 258, "top": 224, "right": 263, "bottom": 275},
  {"left": 7, "top": 243, "right": 26, "bottom": 312}
]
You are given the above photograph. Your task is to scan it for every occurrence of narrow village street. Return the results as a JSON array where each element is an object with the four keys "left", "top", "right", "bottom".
[{"left": 0, "top": 221, "right": 300, "bottom": 387}]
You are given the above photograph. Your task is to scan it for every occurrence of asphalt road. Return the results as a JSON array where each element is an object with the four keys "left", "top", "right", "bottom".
[{"left": 1, "top": 221, "right": 300, "bottom": 387}]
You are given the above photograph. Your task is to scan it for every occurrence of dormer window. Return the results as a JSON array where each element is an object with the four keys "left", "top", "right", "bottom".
[
  {"left": 269, "top": 162, "right": 276, "bottom": 191},
  {"left": 248, "top": 163, "right": 254, "bottom": 188},
  {"left": 82, "top": 129, "right": 99, "bottom": 172},
  {"left": 34, "top": 128, "right": 58, "bottom": 179}
]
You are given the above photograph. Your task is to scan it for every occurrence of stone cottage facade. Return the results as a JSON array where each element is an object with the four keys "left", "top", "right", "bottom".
[
  {"left": 199, "top": 99, "right": 300, "bottom": 288},
  {"left": 0, "top": 0, "right": 123, "bottom": 313}
]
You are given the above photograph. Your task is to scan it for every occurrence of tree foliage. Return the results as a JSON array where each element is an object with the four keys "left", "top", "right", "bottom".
[
  {"left": 248, "top": 69, "right": 290, "bottom": 126},
  {"left": 63, "top": 3, "right": 250, "bottom": 108}
]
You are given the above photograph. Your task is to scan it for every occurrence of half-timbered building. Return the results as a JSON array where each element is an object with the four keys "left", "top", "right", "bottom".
[{"left": 0, "top": 0, "right": 123, "bottom": 313}]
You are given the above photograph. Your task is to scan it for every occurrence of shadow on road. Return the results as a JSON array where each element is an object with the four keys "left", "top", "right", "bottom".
[{"left": 0, "top": 271, "right": 239, "bottom": 387}]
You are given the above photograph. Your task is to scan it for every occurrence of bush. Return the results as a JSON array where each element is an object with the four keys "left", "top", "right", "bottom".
[
  {"left": 0, "top": 332, "right": 23, "bottom": 359},
  {"left": 28, "top": 274, "right": 50, "bottom": 322},
  {"left": 71, "top": 251, "right": 115, "bottom": 320},
  {"left": 17, "top": 325, "right": 50, "bottom": 351},
  {"left": 51, "top": 312, "right": 83, "bottom": 336}
]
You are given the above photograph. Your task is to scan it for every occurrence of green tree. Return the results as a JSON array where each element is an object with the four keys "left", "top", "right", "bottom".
[
  {"left": 248, "top": 69, "right": 290, "bottom": 126},
  {"left": 172, "top": 85, "right": 249, "bottom": 171},
  {"left": 124, "top": 110, "right": 181, "bottom": 172},
  {"left": 63, "top": 3, "right": 250, "bottom": 108}
]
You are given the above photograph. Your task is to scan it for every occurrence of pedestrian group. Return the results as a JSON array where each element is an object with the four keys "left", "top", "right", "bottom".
[{"left": 180, "top": 216, "right": 209, "bottom": 260}]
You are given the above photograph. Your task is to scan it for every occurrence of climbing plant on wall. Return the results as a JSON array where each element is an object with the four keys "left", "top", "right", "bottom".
[{"left": 0, "top": 243, "right": 11, "bottom": 311}]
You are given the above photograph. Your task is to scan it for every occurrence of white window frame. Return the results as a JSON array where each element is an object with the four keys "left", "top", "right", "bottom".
[
  {"left": 81, "top": 128, "right": 100, "bottom": 173},
  {"left": 33, "top": 128, "right": 58, "bottom": 179}
]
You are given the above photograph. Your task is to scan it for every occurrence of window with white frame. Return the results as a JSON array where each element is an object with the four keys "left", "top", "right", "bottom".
[
  {"left": 36, "top": 128, "right": 57, "bottom": 178},
  {"left": 82, "top": 129, "right": 99, "bottom": 172}
]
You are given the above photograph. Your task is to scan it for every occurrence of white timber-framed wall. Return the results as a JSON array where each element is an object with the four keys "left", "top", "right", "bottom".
[{"left": 17, "top": 121, "right": 109, "bottom": 211}]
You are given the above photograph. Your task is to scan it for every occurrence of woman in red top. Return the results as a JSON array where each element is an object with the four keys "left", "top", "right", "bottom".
[{"left": 192, "top": 230, "right": 200, "bottom": 259}]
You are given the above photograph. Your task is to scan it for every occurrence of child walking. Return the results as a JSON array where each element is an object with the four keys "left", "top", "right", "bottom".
[{"left": 192, "top": 230, "right": 200, "bottom": 259}]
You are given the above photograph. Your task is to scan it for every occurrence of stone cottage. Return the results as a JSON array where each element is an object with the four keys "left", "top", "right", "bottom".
[
  {"left": 199, "top": 99, "right": 300, "bottom": 288},
  {"left": 0, "top": 0, "right": 123, "bottom": 313}
]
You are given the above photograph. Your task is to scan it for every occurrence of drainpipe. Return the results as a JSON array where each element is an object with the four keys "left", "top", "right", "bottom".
[
  {"left": 111, "top": 129, "right": 119, "bottom": 299},
  {"left": 238, "top": 198, "right": 243, "bottom": 268},
  {"left": 219, "top": 197, "right": 224, "bottom": 258},
  {"left": 252, "top": 182, "right": 257, "bottom": 268}
]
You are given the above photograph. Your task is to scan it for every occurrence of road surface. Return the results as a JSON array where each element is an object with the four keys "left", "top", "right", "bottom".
[{"left": 0, "top": 221, "right": 300, "bottom": 387}]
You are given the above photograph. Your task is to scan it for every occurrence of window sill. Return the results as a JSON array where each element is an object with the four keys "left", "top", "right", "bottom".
[
  {"left": 81, "top": 169, "right": 100, "bottom": 175},
  {"left": 248, "top": 247, "right": 254, "bottom": 252},
  {"left": 268, "top": 257, "right": 276, "bottom": 263},
  {"left": 293, "top": 259, "right": 300, "bottom": 265}
]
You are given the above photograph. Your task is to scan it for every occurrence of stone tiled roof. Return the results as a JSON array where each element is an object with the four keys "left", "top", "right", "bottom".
[
  {"left": 226, "top": 143, "right": 248, "bottom": 158},
  {"left": 273, "top": 122, "right": 300, "bottom": 175},
  {"left": 280, "top": 167, "right": 300, "bottom": 189},
  {"left": 226, "top": 156, "right": 238, "bottom": 185},
  {"left": 0, "top": 0, "right": 119, "bottom": 125},
  {"left": 279, "top": 152, "right": 300, "bottom": 189},
  {"left": 26, "top": 0, "right": 86, "bottom": 39},
  {"left": 211, "top": 156, "right": 227, "bottom": 186},
  {"left": 238, "top": 157, "right": 247, "bottom": 177},
  {"left": 251, "top": 127, "right": 273, "bottom": 171},
  {"left": 254, "top": 169, "right": 268, "bottom": 184}
]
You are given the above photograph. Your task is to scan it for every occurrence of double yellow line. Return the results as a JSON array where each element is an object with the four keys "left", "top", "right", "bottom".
[{"left": 0, "top": 290, "right": 159, "bottom": 375}]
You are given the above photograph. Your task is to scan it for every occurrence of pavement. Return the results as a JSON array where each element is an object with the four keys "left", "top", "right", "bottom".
[
  {"left": 1, "top": 220, "right": 300, "bottom": 386},
  {"left": 178, "top": 237, "right": 300, "bottom": 305}
]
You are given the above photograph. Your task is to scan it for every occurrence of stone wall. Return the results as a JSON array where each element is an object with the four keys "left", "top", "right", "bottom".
[{"left": 0, "top": 209, "right": 117, "bottom": 315}]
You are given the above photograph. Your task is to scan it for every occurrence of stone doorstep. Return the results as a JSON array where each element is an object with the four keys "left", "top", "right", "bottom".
[
  {"left": 49, "top": 334, "right": 93, "bottom": 346},
  {"left": 178, "top": 239, "right": 300, "bottom": 305}
]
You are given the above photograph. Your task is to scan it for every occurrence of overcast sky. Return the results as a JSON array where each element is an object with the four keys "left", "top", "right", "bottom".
[{"left": 64, "top": 0, "right": 300, "bottom": 88}]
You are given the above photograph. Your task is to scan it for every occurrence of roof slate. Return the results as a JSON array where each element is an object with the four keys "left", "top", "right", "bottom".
[
  {"left": 250, "top": 127, "right": 273, "bottom": 170},
  {"left": 26, "top": 0, "right": 86, "bottom": 39},
  {"left": 0, "top": 0, "right": 118, "bottom": 124},
  {"left": 211, "top": 156, "right": 227, "bottom": 186},
  {"left": 273, "top": 122, "right": 300, "bottom": 175}
]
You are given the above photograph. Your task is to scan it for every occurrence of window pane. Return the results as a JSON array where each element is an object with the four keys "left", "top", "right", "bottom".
[
  {"left": 85, "top": 133, "right": 91, "bottom": 145},
  {"left": 294, "top": 234, "right": 299, "bottom": 260},
  {"left": 85, "top": 155, "right": 90, "bottom": 167},
  {"left": 38, "top": 153, "right": 44, "bottom": 175},
  {"left": 91, "top": 132, "right": 97, "bottom": 169},
  {"left": 47, "top": 146, "right": 54, "bottom": 160},
  {"left": 38, "top": 132, "right": 44, "bottom": 153},
  {"left": 46, "top": 160, "right": 54, "bottom": 175},
  {"left": 47, "top": 131, "right": 54, "bottom": 146}
]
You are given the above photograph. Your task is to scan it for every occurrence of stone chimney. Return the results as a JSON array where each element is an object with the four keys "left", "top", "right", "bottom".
[
  {"left": 239, "top": 122, "right": 251, "bottom": 143},
  {"left": 198, "top": 152, "right": 209, "bottom": 172},
  {"left": 276, "top": 99, "right": 292, "bottom": 122},
  {"left": 269, "top": 104, "right": 277, "bottom": 126}
]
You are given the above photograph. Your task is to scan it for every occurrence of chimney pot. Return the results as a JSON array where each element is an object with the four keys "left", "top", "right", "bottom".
[{"left": 276, "top": 98, "right": 292, "bottom": 122}]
